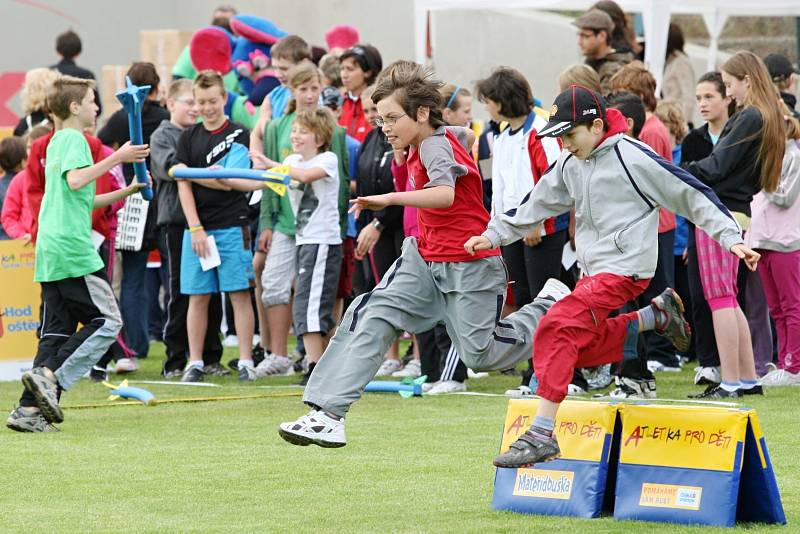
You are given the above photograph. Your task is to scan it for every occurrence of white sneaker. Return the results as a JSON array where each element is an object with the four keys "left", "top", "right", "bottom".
[
  {"left": 647, "top": 360, "right": 682, "bottom": 373},
  {"left": 375, "top": 359, "right": 403, "bottom": 377},
  {"left": 223, "top": 335, "right": 239, "bottom": 348},
  {"left": 584, "top": 364, "right": 614, "bottom": 390},
  {"left": 422, "top": 382, "right": 437, "bottom": 393},
  {"left": 427, "top": 380, "right": 467, "bottom": 395},
  {"left": 392, "top": 359, "right": 422, "bottom": 378},
  {"left": 255, "top": 355, "right": 294, "bottom": 377},
  {"left": 693, "top": 366, "right": 721, "bottom": 385},
  {"left": 278, "top": 410, "right": 346, "bottom": 448},
  {"left": 536, "top": 278, "right": 571, "bottom": 303},
  {"left": 505, "top": 385, "right": 534, "bottom": 398},
  {"left": 567, "top": 383, "right": 587, "bottom": 395},
  {"left": 467, "top": 368, "right": 489, "bottom": 379},
  {"left": 114, "top": 358, "right": 138, "bottom": 374},
  {"left": 608, "top": 376, "right": 657, "bottom": 399},
  {"left": 760, "top": 369, "right": 800, "bottom": 387}
]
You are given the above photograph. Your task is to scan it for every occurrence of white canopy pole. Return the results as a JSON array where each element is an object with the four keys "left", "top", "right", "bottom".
[
  {"left": 641, "top": 0, "right": 672, "bottom": 94},
  {"left": 414, "top": 0, "right": 429, "bottom": 64},
  {"left": 702, "top": 7, "right": 728, "bottom": 72}
]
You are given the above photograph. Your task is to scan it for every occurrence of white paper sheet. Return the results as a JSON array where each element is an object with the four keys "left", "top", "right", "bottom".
[
  {"left": 199, "top": 235, "right": 222, "bottom": 271},
  {"left": 562, "top": 241, "right": 577, "bottom": 270}
]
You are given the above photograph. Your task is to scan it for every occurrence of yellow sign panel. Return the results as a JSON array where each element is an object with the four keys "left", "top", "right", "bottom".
[
  {"left": 500, "top": 399, "right": 617, "bottom": 462},
  {"left": 639, "top": 483, "right": 703, "bottom": 510},
  {"left": 513, "top": 468, "right": 575, "bottom": 500},
  {"left": 619, "top": 404, "right": 748, "bottom": 471},
  {"left": 0, "top": 240, "right": 39, "bottom": 361}
]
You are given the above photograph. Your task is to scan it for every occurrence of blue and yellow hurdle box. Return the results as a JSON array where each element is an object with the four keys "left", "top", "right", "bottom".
[
  {"left": 492, "top": 399, "right": 619, "bottom": 518},
  {"left": 614, "top": 404, "right": 785, "bottom": 527}
]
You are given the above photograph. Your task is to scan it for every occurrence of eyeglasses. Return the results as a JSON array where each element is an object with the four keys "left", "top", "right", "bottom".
[
  {"left": 374, "top": 113, "right": 407, "bottom": 128},
  {"left": 175, "top": 98, "right": 195, "bottom": 106}
]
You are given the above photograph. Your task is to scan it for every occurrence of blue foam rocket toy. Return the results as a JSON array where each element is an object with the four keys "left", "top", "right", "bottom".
[{"left": 115, "top": 76, "right": 153, "bottom": 200}]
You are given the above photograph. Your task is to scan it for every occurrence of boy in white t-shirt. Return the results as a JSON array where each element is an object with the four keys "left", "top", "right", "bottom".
[{"left": 279, "top": 108, "right": 342, "bottom": 382}]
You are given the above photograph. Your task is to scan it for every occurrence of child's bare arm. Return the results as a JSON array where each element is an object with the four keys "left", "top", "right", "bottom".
[
  {"left": 94, "top": 177, "right": 149, "bottom": 208},
  {"left": 349, "top": 186, "right": 454, "bottom": 218},
  {"left": 67, "top": 142, "right": 149, "bottom": 191},
  {"left": 290, "top": 165, "right": 328, "bottom": 184}
]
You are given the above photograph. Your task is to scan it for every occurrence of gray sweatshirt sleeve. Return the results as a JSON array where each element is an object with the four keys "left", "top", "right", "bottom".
[
  {"left": 764, "top": 142, "right": 800, "bottom": 209},
  {"left": 150, "top": 126, "right": 179, "bottom": 184},
  {"left": 419, "top": 133, "right": 468, "bottom": 188},
  {"left": 482, "top": 156, "right": 574, "bottom": 247},
  {"left": 625, "top": 139, "right": 744, "bottom": 251}
]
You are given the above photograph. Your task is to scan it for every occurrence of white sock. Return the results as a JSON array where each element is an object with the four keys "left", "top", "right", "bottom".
[
  {"left": 720, "top": 381, "right": 740, "bottom": 392},
  {"left": 188, "top": 361, "right": 204, "bottom": 370},
  {"left": 238, "top": 359, "right": 254, "bottom": 369}
]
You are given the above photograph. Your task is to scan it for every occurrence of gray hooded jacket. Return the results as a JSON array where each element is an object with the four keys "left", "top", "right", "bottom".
[
  {"left": 150, "top": 120, "right": 186, "bottom": 226},
  {"left": 483, "top": 132, "right": 744, "bottom": 279}
]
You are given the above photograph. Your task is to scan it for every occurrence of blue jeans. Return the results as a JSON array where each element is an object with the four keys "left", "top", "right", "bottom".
[{"left": 120, "top": 249, "right": 151, "bottom": 357}]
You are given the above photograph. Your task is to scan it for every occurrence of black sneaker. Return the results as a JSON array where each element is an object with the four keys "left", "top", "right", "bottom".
[
  {"left": 89, "top": 366, "right": 108, "bottom": 383},
  {"left": 21, "top": 368, "right": 63, "bottom": 423},
  {"left": 740, "top": 385, "right": 764, "bottom": 396},
  {"left": 181, "top": 366, "right": 205, "bottom": 383},
  {"left": 238, "top": 365, "right": 257, "bottom": 381},
  {"left": 227, "top": 358, "right": 239, "bottom": 372},
  {"left": 651, "top": 288, "right": 691, "bottom": 353},
  {"left": 298, "top": 362, "right": 316, "bottom": 387},
  {"left": 252, "top": 345, "right": 267, "bottom": 367},
  {"left": 691, "top": 384, "right": 738, "bottom": 399},
  {"left": 204, "top": 363, "right": 231, "bottom": 377},
  {"left": 6, "top": 407, "right": 59, "bottom": 433},
  {"left": 493, "top": 431, "right": 561, "bottom": 468},
  {"left": 293, "top": 356, "right": 306, "bottom": 374}
]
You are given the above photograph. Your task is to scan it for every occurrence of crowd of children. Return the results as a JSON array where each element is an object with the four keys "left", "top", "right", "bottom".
[{"left": 0, "top": 3, "right": 798, "bottom": 450}]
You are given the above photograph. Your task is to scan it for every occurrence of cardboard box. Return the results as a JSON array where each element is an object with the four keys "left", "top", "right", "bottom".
[{"left": 100, "top": 64, "right": 130, "bottom": 117}]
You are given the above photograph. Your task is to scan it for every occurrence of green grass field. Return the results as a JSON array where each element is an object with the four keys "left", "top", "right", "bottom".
[{"left": 0, "top": 343, "right": 795, "bottom": 533}]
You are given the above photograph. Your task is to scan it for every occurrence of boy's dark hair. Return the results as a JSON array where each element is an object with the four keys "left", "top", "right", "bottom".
[
  {"left": 194, "top": 69, "right": 226, "bottom": 93},
  {"left": 0, "top": 136, "right": 27, "bottom": 173},
  {"left": 46, "top": 75, "right": 95, "bottom": 120},
  {"left": 211, "top": 16, "right": 233, "bottom": 34},
  {"left": 606, "top": 91, "right": 646, "bottom": 138},
  {"left": 475, "top": 67, "right": 533, "bottom": 119},
  {"left": 371, "top": 60, "right": 446, "bottom": 129},
  {"left": 127, "top": 62, "right": 160, "bottom": 97},
  {"left": 294, "top": 108, "right": 337, "bottom": 152},
  {"left": 271, "top": 35, "right": 312, "bottom": 64},
  {"left": 339, "top": 44, "right": 383, "bottom": 86},
  {"left": 56, "top": 30, "right": 82, "bottom": 59}
]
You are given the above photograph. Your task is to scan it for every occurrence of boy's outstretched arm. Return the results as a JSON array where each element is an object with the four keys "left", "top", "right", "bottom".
[
  {"left": 349, "top": 186, "right": 454, "bottom": 218},
  {"left": 67, "top": 142, "right": 149, "bottom": 191}
]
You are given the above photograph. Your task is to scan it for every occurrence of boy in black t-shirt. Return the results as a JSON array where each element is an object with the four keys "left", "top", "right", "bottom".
[{"left": 173, "top": 70, "right": 256, "bottom": 382}]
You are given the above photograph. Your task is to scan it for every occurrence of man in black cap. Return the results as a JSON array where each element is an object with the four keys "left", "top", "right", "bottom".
[
  {"left": 764, "top": 53, "right": 799, "bottom": 119},
  {"left": 574, "top": 9, "right": 634, "bottom": 94}
]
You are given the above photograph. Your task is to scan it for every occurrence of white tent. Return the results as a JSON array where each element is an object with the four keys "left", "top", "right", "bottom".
[{"left": 414, "top": 0, "right": 800, "bottom": 90}]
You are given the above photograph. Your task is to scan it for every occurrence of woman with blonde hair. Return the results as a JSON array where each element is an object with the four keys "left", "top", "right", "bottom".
[
  {"left": 685, "top": 51, "right": 785, "bottom": 398},
  {"left": 13, "top": 68, "right": 59, "bottom": 137},
  {"left": 558, "top": 64, "right": 602, "bottom": 93}
]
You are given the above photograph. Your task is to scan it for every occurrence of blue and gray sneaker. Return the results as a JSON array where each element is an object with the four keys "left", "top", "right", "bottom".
[
  {"left": 21, "top": 367, "right": 63, "bottom": 423},
  {"left": 181, "top": 365, "right": 205, "bottom": 383},
  {"left": 6, "top": 407, "right": 59, "bottom": 433},
  {"left": 651, "top": 288, "right": 691, "bottom": 353},
  {"left": 493, "top": 431, "right": 561, "bottom": 468}
]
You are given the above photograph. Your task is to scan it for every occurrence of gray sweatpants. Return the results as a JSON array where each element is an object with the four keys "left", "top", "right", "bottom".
[{"left": 303, "top": 238, "right": 552, "bottom": 416}]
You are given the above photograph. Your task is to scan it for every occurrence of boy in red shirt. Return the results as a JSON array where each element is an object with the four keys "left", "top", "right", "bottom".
[{"left": 278, "top": 61, "right": 569, "bottom": 448}]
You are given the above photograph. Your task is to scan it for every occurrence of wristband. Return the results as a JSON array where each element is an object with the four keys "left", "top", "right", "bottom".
[
  {"left": 371, "top": 219, "right": 385, "bottom": 231},
  {"left": 189, "top": 225, "right": 204, "bottom": 233}
]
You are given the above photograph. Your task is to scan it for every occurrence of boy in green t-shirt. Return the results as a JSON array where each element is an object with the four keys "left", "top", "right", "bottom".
[{"left": 7, "top": 75, "right": 149, "bottom": 433}]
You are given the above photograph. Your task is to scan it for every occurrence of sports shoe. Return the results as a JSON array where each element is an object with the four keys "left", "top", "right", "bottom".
[
  {"left": 6, "top": 407, "right": 59, "bottom": 433},
  {"left": 298, "top": 362, "right": 316, "bottom": 386},
  {"left": 255, "top": 355, "right": 294, "bottom": 377},
  {"left": 739, "top": 385, "right": 764, "bottom": 396},
  {"left": 392, "top": 359, "right": 422, "bottom": 378},
  {"left": 651, "top": 288, "right": 691, "bottom": 353},
  {"left": 536, "top": 278, "right": 572, "bottom": 303},
  {"left": 114, "top": 357, "right": 138, "bottom": 374},
  {"left": 222, "top": 335, "right": 239, "bottom": 348},
  {"left": 278, "top": 410, "right": 346, "bottom": 448},
  {"left": 89, "top": 366, "right": 108, "bottom": 383},
  {"left": 375, "top": 359, "right": 403, "bottom": 377},
  {"left": 467, "top": 368, "right": 489, "bottom": 379},
  {"left": 182, "top": 365, "right": 205, "bottom": 383},
  {"left": 585, "top": 365, "right": 614, "bottom": 390},
  {"left": 760, "top": 369, "right": 800, "bottom": 387},
  {"left": 251, "top": 345, "right": 268, "bottom": 367},
  {"left": 694, "top": 366, "right": 721, "bottom": 385},
  {"left": 505, "top": 385, "right": 535, "bottom": 398},
  {"left": 493, "top": 431, "right": 561, "bottom": 468},
  {"left": 204, "top": 363, "right": 231, "bottom": 377},
  {"left": 426, "top": 380, "right": 467, "bottom": 395},
  {"left": 238, "top": 364, "right": 257, "bottom": 382},
  {"left": 608, "top": 376, "right": 657, "bottom": 399},
  {"left": 21, "top": 368, "right": 63, "bottom": 424},
  {"left": 647, "top": 359, "right": 682, "bottom": 373},
  {"left": 163, "top": 369, "right": 183, "bottom": 379},
  {"left": 691, "top": 384, "right": 738, "bottom": 399},
  {"left": 567, "top": 383, "right": 587, "bottom": 395}
]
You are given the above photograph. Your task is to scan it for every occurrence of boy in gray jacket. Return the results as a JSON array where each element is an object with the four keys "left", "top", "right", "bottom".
[{"left": 465, "top": 85, "right": 760, "bottom": 467}]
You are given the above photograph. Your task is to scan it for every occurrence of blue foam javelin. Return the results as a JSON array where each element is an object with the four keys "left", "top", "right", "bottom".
[{"left": 115, "top": 76, "right": 153, "bottom": 200}]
